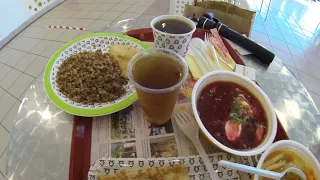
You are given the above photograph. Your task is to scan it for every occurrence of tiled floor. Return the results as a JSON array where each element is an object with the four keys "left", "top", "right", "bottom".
[{"left": 0, "top": 0, "right": 320, "bottom": 178}]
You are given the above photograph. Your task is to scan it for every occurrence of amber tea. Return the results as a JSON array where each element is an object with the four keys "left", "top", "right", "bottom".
[
  {"left": 154, "top": 19, "right": 193, "bottom": 34},
  {"left": 128, "top": 49, "right": 188, "bottom": 125}
]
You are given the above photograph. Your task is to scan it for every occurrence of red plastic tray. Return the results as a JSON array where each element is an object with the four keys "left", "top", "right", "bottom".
[{"left": 68, "top": 28, "right": 289, "bottom": 180}]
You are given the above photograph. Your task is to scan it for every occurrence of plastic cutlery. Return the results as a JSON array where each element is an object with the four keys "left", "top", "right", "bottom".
[
  {"left": 204, "top": 32, "right": 235, "bottom": 70},
  {"left": 189, "top": 41, "right": 212, "bottom": 72},
  {"left": 188, "top": 44, "right": 208, "bottom": 74},
  {"left": 204, "top": 33, "right": 221, "bottom": 70},
  {"left": 190, "top": 38, "right": 217, "bottom": 71},
  {"left": 173, "top": 112, "right": 219, "bottom": 180},
  {"left": 218, "top": 160, "right": 306, "bottom": 180}
]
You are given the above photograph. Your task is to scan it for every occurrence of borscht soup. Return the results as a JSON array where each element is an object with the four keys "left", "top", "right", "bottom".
[{"left": 197, "top": 81, "right": 267, "bottom": 150}]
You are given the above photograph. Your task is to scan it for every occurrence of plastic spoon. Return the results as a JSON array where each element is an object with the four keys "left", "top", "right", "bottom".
[
  {"left": 191, "top": 38, "right": 218, "bottom": 71},
  {"left": 218, "top": 160, "right": 306, "bottom": 180},
  {"left": 189, "top": 42, "right": 212, "bottom": 72},
  {"left": 188, "top": 43, "right": 209, "bottom": 74}
]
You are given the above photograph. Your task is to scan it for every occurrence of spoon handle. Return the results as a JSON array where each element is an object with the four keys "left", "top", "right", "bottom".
[{"left": 218, "top": 160, "right": 282, "bottom": 179}]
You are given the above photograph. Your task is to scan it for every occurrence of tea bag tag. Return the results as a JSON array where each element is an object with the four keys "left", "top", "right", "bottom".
[{"left": 235, "top": 64, "right": 256, "bottom": 81}]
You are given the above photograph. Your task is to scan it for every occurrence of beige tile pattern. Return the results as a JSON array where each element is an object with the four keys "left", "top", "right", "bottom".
[
  {"left": 7, "top": 37, "right": 40, "bottom": 52},
  {"left": 99, "top": 11, "right": 122, "bottom": 21},
  {"left": 25, "top": 56, "right": 49, "bottom": 77},
  {"left": 126, "top": 5, "right": 150, "bottom": 13},
  {"left": 115, "top": 12, "right": 141, "bottom": 21},
  {"left": 0, "top": 48, "right": 16, "bottom": 63},
  {"left": 5, "top": 51, "right": 26, "bottom": 67},
  {"left": 0, "top": 88, "right": 4, "bottom": 99},
  {"left": 112, "top": 4, "right": 132, "bottom": 12},
  {"left": 120, "top": 0, "right": 139, "bottom": 4},
  {"left": 0, "top": 93, "right": 17, "bottom": 122},
  {"left": 0, "top": 65, "right": 12, "bottom": 82},
  {"left": 76, "top": 30, "right": 94, "bottom": 37},
  {"left": 58, "top": 10, "right": 77, "bottom": 18},
  {"left": 41, "top": 41, "right": 65, "bottom": 58},
  {"left": 95, "top": 0, "right": 109, "bottom": 3},
  {"left": 31, "top": 18, "right": 48, "bottom": 27},
  {"left": 15, "top": 53, "right": 38, "bottom": 72},
  {"left": 0, "top": 125, "right": 9, "bottom": 162},
  {"left": 71, "top": 3, "right": 88, "bottom": 10},
  {"left": 60, "top": 18, "right": 81, "bottom": 26},
  {"left": 143, "top": 7, "right": 168, "bottom": 16},
  {"left": 106, "top": 0, "right": 122, "bottom": 3},
  {"left": 19, "top": 27, "right": 42, "bottom": 38},
  {"left": 92, "top": 0, "right": 108, "bottom": 3},
  {"left": 95, "top": 3, "right": 116, "bottom": 10},
  {"left": 85, "top": 11, "right": 105, "bottom": 19},
  {"left": 83, "top": 4, "right": 100, "bottom": 10},
  {"left": 136, "top": 0, "right": 156, "bottom": 6},
  {"left": 87, "top": 20, "right": 112, "bottom": 31},
  {"left": 151, "top": 0, "right": 170, "bottom": 8},
  {"left": 45, "top": 29, "right": 67, "bottom": 41},
  {"left": 19, "top": 88, "right": 28, "bottom": 101},
  {"left": 0, "top": 148, "right": 6, "bottom": 177},
  {"left": 29, "top": 40, "right": 53, "bottom": 55},
  {"left": 57, "top": 30, "right": 81, "bottom": 42},
  {"left": 0, "top": 69, "right": 22, "bottom": 91},
  {"left": 74, "top": 19, "right": 95, "bottom": 28},
  {"left": 42, "top": 18, "right": 65, "bottom": 26},
  {"left": 8, "top": 74, "right": 34, "bottom": 99},
  {"left": 34, "top": 28, "right": 54, "bottom": 39},
  {"left": 72, "top": 10, "right": 90, "bottom": 19},
  {"left": 43, "top": 10, "right": 62, "bottom": 18},
  {"left": 1, "top": 101, "right": 21, "bottom": 132}
]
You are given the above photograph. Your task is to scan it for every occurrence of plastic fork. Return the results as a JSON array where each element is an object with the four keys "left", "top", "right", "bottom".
[
  {"left": 204, "top": 32, "right": 221, "bottom": 70},
  {"left": 173, "top": 112, "right": 219, "bottom": 180},
  {"left": 204, "top": 32, "right": 234, "bottom": 70}
]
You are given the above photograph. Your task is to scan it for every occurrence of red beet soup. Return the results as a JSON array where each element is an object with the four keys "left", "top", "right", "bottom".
[{"left": 197, "top": 81, "right": 268, "bottom": 150}]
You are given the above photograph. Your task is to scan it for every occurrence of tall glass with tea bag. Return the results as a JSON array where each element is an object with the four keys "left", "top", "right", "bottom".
[{"left": 128, "top": 48, "right": 188, "bottom": 125}]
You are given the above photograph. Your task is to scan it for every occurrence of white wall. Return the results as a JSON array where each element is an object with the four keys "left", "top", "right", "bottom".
[{"left": 0, "top": 0, "right": 64, "bottom": 49}]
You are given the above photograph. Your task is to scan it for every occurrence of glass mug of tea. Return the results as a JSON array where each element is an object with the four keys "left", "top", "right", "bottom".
[
  {"left": 128, "top": 48, "right": 188, "bottom": 125},
  {"left": 151, "top": 15, "right": 196, "bottom": 56}
]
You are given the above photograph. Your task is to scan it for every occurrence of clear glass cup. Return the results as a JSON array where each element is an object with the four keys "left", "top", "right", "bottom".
[{"left": 128, "top": 48, "right": 188, "bottom": 125}]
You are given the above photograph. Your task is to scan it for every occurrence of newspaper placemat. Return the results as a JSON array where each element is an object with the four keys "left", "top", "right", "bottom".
[
  {"left": 89, "top": 75, "right": 260, "bottom": 180},
  {"left": 88, "top": 153, "right": 252, "bottom": 180}
]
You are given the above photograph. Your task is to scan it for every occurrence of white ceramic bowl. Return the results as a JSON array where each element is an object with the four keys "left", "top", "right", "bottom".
[
  {"left": 254, "top": 140, "right": 320, "bottom": 180},
  {"left": 192, "top": 71, "right": 277, "bottom": 156}
]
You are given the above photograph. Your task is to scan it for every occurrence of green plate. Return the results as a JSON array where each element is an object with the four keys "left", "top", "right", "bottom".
[{"left": 44, "top": 33, "right": 149, "bottom": 117}]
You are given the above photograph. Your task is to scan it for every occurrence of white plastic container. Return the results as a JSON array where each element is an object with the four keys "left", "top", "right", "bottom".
[
  {"left": 191, "top": 71, "right": 277, "bottom": 156},
  {"left": 254, "top": 140, "right": 320, "bottom": 180}
]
